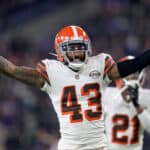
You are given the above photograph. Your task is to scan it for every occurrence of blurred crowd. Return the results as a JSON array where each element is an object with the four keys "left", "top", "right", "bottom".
[
  {"left": 0, "top": 0, "right": 66, "bottom": 33},
  {"left": 0, "top": 0, "right": 150, "bottom": 150}
]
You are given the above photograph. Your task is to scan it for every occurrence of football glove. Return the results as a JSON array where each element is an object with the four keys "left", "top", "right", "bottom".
[{"left": 121, "top": 84, "right": 139, "bottom": 107}]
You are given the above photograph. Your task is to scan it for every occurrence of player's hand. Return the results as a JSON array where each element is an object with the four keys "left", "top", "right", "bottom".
[{"left": 121, "top": 84, "right": 139, "bottom": 106}]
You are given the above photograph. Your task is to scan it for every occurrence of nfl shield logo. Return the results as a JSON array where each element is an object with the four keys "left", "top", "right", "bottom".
[
  {"left": 89, "top": 70, "right": 101, "bottom": 79},
  {"left": 75, "top": 74, "right": 80, "bottom": 79}
]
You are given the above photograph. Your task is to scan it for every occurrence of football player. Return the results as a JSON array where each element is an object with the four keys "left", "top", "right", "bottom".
[
  {"left": 0, "top": 25, "right": 150, "bottom": 150},
  {"left": 104, "top": 56, "right": 150, "bottom": 150}
]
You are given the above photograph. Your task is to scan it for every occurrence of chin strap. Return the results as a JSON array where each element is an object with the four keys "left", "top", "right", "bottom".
[
  {"left": 69, "top": 62, "right": 84, "bottom": 71},
  {"left": 49, "top": 52, "right": 57, "bottom": 57}
]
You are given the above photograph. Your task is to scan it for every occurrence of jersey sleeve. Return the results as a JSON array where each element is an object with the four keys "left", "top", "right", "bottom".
[
  {"left": 136, "top": 89, "right": 150, "bottom": 133},
  {"left": 36, "top": 61, "right": 50, "bottom": 85},
  {"left": 139, "top": 89, "right": 150, "bottom": 108},
  {"left": 138, "top": 109, "right": 150, "bottom": 133},
  {"left": 104, "top": 55, "right": 115, "bottom": 76}
]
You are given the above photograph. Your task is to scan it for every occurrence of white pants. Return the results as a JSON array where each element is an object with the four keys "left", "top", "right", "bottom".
[{"left": 58, "top": 140, "right": 107, "bottom": 150}]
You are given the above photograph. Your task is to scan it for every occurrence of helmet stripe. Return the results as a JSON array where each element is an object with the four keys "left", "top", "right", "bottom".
[{"left": 71, "top": 25, "right": 79, "bottom": 39}]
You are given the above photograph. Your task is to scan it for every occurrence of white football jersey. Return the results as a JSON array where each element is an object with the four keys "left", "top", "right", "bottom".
[
  {"left": 36, "top": 53, "right": 114, "bottom": 150},
  {"left": 103, "top": 87, "right": 150, "bottom": 150}
]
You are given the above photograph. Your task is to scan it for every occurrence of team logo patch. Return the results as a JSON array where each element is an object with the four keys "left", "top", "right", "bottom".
[{"left": 89, "top": 70, "right": 101, "bottom": 79}]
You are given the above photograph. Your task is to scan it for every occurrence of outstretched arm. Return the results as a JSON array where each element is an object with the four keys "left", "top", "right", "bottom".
[
  {"left": 0, "top": 56, "right": 45, "bottom": 89},
  {"left": 108, "top": 49, "right": 150, "bottom": 80}
]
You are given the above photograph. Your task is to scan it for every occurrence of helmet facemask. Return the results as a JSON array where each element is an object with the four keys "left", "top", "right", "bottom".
[{"left": 58, "top": 40, "right": 92, "bottom": 71}]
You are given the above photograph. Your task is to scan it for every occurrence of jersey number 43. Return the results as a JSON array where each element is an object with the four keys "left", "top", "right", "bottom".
[{"left": 61, "top": 83, "right": 102, "bottom": 123}]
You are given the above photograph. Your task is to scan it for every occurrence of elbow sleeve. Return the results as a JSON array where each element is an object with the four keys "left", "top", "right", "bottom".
[{"left": 117, "top": 49, "right": 150, "bottom": 78}]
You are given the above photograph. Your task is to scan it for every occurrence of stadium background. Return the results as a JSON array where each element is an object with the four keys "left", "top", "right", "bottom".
[{"left": 0, "top": 0, "right": 150, "bottom": 149}]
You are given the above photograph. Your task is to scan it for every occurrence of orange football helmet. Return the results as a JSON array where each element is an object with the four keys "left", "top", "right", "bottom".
[{"left": 54, "top": 25, "right": 92, "bottom": 70}]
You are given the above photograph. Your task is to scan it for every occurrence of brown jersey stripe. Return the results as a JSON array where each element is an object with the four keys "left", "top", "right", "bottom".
[
  {"left": 36, "top": 65, "right": 48, "bottom": 77},
  {"left": 104, "top": 62, "right": 115, "bottom": 75},
  {"left": 36, "top": 62, "right": 50, "bottom": 84},
  {"left": 105, "top": 57, "right": 112, "bottom": 66},
  {"left": 37, "top": 63, "right": 46, "bottom": 72},
  {"left": 36, "top": 68, "right": 50, "bottom": 84},
  {"left": 104, "top": 56, "right": 115, "bottom": 75}
]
